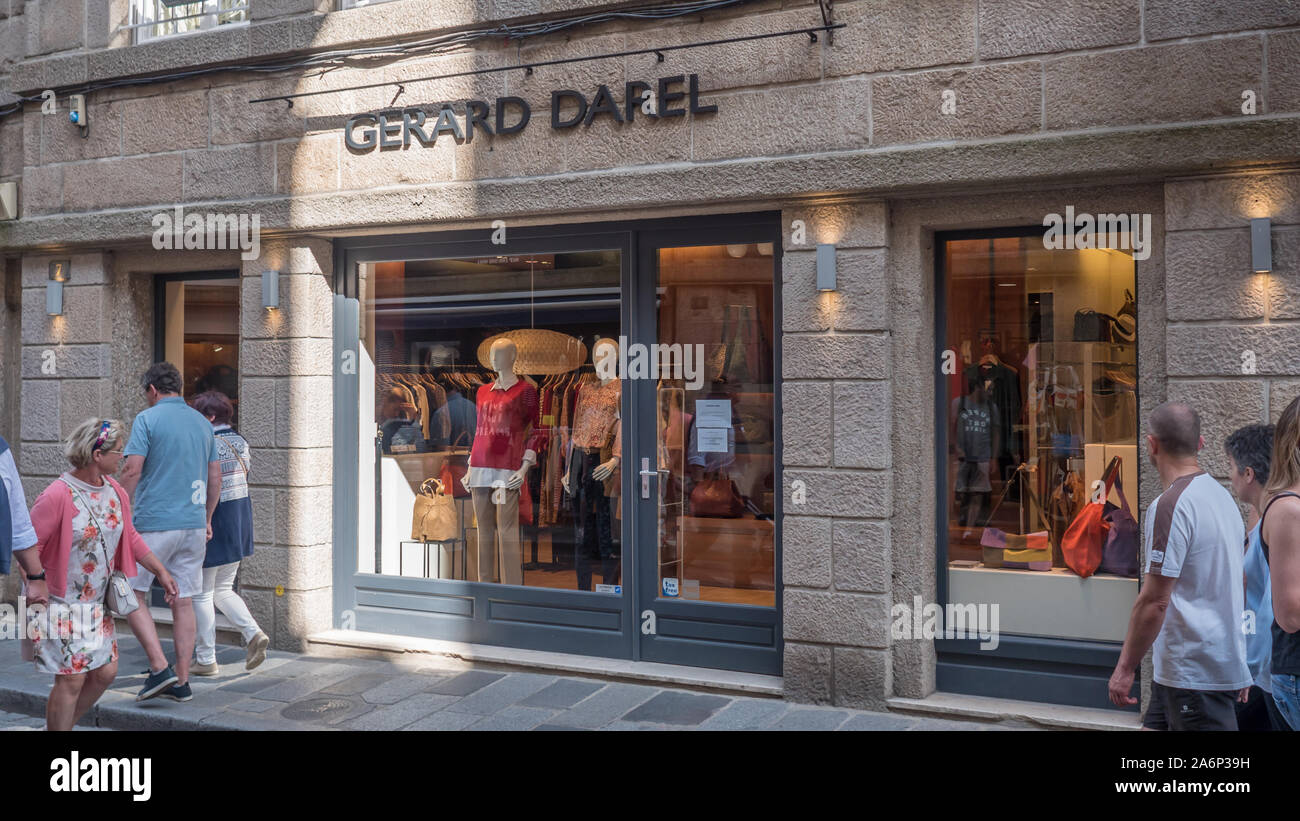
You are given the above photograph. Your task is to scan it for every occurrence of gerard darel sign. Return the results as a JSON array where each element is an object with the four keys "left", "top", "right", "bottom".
[{"left": 344, "top": 73, "right": 717, "bottom": 151}]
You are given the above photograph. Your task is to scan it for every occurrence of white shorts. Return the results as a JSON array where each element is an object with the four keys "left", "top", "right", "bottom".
[{"left": 132, "top": 528, "right": 207, "bottom": 599}]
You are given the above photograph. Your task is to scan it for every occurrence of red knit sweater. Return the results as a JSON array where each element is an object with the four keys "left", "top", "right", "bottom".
[{"left": 469, "top": 380, "right": 546, "bottom": 471}]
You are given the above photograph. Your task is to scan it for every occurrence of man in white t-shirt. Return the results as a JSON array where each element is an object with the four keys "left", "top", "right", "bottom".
[{"left": 1109, "top": 402, "right": 1252, "bottom": 729}]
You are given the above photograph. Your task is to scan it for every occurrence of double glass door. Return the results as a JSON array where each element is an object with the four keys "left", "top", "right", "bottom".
[{"left": 333, "top": 214, "right": 780, "bottom": 675}]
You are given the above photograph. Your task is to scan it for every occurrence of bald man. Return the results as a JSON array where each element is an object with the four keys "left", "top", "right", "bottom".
[{"left": 1108, "top": 402, "right": 1251, "bottom": 729}]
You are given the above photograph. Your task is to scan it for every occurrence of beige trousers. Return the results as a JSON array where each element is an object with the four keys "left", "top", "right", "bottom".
[{"left": 471, "top": 486, "right": 522, "bottom": 586}]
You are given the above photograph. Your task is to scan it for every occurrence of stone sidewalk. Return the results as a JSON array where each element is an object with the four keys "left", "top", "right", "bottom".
[{"left": 0, "top": 635, "right": 1017, "bottom": 731}]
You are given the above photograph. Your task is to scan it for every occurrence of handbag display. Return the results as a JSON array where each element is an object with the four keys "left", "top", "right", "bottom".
[
  {"left": 1098, "top": 473, "right": 1140, "bottom": 577},
  {"left": 1113, "top": 289, "right": 1137, "bottom": 342},
  {"left": 439, "top": 461, "right": 471, "bottom": 498},
  {"left": 979, "top": 464, "right": 1052, "bottom": 571},
  {"left": 690, "top": 474, "right": 745, "bottom": 518},
  {"left": 411, "top": 479, "right": 459, "bottom": 542},
  {"left": 1061, "top": 456, "right": 1121, "bottom": 578},
  {"left": 1073, "top": 309, "right": 1117, "bottom": 343},
  {"left": 1047, "top": 468, "right": 1085, "bottom": 558}
]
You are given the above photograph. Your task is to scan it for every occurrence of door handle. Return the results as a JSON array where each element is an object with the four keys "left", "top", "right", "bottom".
[{"left": 639, "top": 457, "right": 658, "bottom": 499}]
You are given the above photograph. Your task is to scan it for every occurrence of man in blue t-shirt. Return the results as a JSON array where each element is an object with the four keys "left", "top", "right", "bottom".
[{"left": 119, "top": 363, "right": 220, "bottom": 703}]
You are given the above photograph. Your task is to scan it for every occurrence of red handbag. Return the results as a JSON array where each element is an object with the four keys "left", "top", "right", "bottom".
[
  {"left": 1061, "top": 456, "right": 1120, "bottom": 578},
  {"left": 439, "top": 461, "right": 471, "bottom": 498}
]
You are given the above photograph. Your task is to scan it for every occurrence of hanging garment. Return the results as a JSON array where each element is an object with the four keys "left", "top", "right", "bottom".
[
  {"left": 1092, "top": 369, "right": 1138, "bottom": 444},
  {"left": 965, "top": 362, "right": 1021, "bottom": 458}
]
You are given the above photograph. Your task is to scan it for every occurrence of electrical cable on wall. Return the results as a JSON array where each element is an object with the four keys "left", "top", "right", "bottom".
[{"left": 0, "top": 0, "right": 764, "bottom": 119}]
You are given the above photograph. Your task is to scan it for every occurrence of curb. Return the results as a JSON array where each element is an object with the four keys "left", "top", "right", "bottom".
[{"left": 0, "top": 678, "right": 322, "bottom": 732}]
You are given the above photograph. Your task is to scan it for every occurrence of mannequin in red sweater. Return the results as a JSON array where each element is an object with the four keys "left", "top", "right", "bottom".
[{"left": 462, "top": 339, "right": 543, "bottom": 585}]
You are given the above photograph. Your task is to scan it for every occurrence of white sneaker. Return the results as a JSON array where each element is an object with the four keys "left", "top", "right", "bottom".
[
  {"left": 246, "top": 631, "right": 270, "bottom": 671},
  {"left": 191, "top": 660, "right": 220, "bottom": 677}
]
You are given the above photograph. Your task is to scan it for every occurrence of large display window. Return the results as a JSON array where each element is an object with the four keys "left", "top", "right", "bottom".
[
  {"left": 358, "top": 251, "right": 625, "bottom": 592},
  {"left": 940, "top": 231, "right": 1140, "bottom": 644}
]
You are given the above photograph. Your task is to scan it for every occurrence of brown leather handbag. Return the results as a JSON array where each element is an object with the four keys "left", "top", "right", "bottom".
[
  {"left": 412, "top": 479, "right": 459, "bottom": 542},
  {"left": 690, "top": 474, "right": 745, "bottom": 518}
]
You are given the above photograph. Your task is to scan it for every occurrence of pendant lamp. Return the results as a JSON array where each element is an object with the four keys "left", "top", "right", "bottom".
[{"left": 477, "top": 329, "right": 588, "bottom": 375}]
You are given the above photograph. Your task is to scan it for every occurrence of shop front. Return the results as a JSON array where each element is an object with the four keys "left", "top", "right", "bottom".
[
  {"left": 4, "top": 0, "right": 1298, "bottom": 718},
  {"left": 331, "top": 213, "right": 783, "bottom": 675}
]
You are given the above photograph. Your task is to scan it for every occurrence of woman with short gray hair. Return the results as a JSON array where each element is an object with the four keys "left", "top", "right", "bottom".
[{"left": 13, "top": 418, "right": 179, "bottom": 730}]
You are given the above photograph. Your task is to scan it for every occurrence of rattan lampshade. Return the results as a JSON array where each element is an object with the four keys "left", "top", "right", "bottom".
[{"left": 477, "top": 329, "right": 588, "bottom": 375}]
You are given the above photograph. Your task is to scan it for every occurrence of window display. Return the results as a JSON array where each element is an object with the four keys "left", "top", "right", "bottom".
[
  {"left": 354, "top": 241, "right": 776, "bottom": 610},
  {"left": 359, "top": 253, "right": 623, "bottom": 592},
  {"left": 941, "top": 232, "right": 1139, "bottom": 642}
]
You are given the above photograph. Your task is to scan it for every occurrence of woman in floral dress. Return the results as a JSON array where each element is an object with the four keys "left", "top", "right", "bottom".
[{"left": 16, "top": 419, "right": 177, "bottom": 731}]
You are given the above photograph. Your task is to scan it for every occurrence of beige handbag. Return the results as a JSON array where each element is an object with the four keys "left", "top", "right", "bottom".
[{"left": 412, "top": 479, "right": 459, "bottom": 542}]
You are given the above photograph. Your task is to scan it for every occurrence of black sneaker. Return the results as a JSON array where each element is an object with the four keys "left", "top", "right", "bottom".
[
  {"left": 160, "top": 682, "right": 193, "bottom": 702},
  {"left": 136, "top": 666, "right": 179, "bottom": 702}
]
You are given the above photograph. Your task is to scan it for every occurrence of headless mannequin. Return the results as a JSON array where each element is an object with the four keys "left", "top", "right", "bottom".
[
  {"left": 463, "top": 339, "right": 538, "bottom": 585},
  {"left": 563, "top": 339, "right": 622, "bottom": 591}
]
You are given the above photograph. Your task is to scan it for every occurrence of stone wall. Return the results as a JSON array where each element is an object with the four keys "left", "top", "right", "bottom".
[
  {"left": 779, "top": 200, "right": 893, "bottom": 708},
  {"left": 1164, "top": 172, "right": 1300, "bottom": 466},
  {"left": 236, "top": 237, "right": 335, "bottom": 651},
  {"left": 2, "top": 0, "right": 1299, "bottom": 249}
]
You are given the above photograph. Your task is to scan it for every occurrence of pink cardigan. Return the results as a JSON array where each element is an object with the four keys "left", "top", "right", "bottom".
[{"left": 24, "top": 475, "right": 151, "bottom": 600}]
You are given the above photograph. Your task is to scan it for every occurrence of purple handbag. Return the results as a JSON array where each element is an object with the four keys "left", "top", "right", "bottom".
[{"left": 1099, "top": 474, "right": 1139, "bottom": 577}]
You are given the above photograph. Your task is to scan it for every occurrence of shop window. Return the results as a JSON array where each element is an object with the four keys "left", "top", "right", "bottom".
[
  {"left": 940, "top": 231, "right": 1139, "bottom": 642},
  {"left": 128, "top": 0, "right": 249, "bottom": 45},
  {"left": 358, "top": 252, "right": 625, "bottom": 591}
]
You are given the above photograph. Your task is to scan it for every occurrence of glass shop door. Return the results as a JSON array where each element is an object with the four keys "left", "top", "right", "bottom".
[{"left": 632, "top": 225, "right": 782, "bottom": 676}]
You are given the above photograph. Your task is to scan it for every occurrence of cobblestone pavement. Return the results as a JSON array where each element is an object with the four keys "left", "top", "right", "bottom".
[{"left": 0, "top": 635, "right": 1022, "bottom": 731}]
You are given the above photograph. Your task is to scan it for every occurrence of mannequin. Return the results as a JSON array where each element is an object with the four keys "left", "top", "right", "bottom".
[
  {"left": 562, "top": 338, "right": 622, "bottom": 591},
  {"left": 463, "top": 338, "right": 543, "bottom": 585}
]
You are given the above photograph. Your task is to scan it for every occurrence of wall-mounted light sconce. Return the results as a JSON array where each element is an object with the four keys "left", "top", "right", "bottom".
[
  {"left": 0, "top": 181, "right": 17, "bottom": 221},
  {"left": 46, "top": 259, "right": 70, "bottom": 316},
  {"left": 1252, "top": 218, "right": 1272, "bottom": 274},
  {"left": 816, "top": 243, "right": 837, "bottom": 291},
  {"left": 262, "top": 269, "right": 280, "bottom": 310}
]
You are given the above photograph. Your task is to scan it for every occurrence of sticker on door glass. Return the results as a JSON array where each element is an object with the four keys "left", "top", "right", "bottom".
[
  {"left": 695, "top": 399, "right": 731, "bottom": 428},
  {"left": 662, "top": 577, "right": 679, "bottom": 597},
  {"left": 681, "top": 580, "right": 700, "bottom": 600},
  {"left": 696, "top": 427, "right": 728, "bottom": 453},
  {"left": 595, "top": 584, "right": 622, "bottom": 595}
]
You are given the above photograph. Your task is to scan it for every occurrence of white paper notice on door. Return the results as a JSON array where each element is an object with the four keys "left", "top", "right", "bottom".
[
  {"left": 697, "top": 427, "right": 728, "bottom": 453},
  {"left": 695, "top": 399, "right": 732, "bottom": 429}
]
